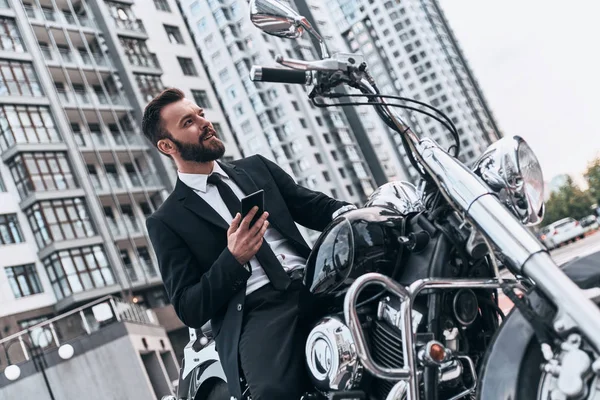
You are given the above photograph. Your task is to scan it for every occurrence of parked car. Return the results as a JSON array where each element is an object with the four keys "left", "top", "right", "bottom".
[
  {"left": 538, "top": 226, "right": 556, "bottom": 250},
  {"left": 580, "top": 215, "right": 600, "bottom": 233},
  {"left": 545, "top": 217, "right": 585, "bottom": 248}
]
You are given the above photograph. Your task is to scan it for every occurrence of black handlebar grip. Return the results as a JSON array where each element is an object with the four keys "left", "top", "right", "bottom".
[{"left": 250, "top": 66, "right": 310, "bottom": 84}]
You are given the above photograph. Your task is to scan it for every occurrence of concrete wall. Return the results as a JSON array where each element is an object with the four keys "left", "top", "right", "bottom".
[{"left": 0, "top": 322, "right": 177, "bottom": 400}]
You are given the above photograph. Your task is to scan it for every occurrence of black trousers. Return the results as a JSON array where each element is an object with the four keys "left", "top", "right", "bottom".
[{"left": 238, "top": 280, "right": 314, "bottom": 400}]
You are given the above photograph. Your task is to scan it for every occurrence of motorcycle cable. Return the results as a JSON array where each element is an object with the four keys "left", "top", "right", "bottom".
[
  {"left": 310, "top": 73, "right": 431, "bottom": 177},
  {"left": 323, "top": 92, "right": 460, "bottom": 156},
  {"left": 310, "top": 96, "right": 460, "bottom": 179}
]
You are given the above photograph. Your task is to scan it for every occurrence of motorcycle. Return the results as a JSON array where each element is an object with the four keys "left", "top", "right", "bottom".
[{"left": 165, "top": 1, "right": 600, "bottom": 399}]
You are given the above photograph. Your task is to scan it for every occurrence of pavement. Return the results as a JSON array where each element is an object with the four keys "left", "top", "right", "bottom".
[{"left": 497, "top": 231, "right": 600, "bottom": 314}]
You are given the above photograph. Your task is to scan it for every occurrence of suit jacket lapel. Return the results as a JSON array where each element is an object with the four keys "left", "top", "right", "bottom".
[
  {"left": 175, "top": 178, "right": 229, "bottom": 231},
  {"left": 218, "top": 161, "right": 259, "bottom": 196}
]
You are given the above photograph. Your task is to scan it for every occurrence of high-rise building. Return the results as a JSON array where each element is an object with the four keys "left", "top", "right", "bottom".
[
  {"left": 319, "top": 0, "right": 502, "bottom": 179},
  {"left": 0, "top": 0, "right": 239, "bottom": 358},
  {"left": 178, "top": 0, "right": 407, "bottom": 234}
]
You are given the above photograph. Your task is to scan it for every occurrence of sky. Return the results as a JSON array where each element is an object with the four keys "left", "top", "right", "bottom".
[{"left": 437, "top": 1, "right": 600, "bottom": 183}]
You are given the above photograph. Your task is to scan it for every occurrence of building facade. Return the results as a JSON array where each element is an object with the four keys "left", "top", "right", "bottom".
[
  {"left": 178, "top": 0, "right": 405, "bottom": 228},
  {"left": 323, "top": 0, "right": 502, "bottom": 179},
  {"left": 0, "top": 0, "right": 240, "bottom": 357}
]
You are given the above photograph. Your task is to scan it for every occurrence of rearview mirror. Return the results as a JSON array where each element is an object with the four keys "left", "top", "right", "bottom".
[
  {"left": 249, "top": 0, "right": 330, "bottom": 58},
  {"left": 249, "top": 0, "right": 304, "bottom": 39}
]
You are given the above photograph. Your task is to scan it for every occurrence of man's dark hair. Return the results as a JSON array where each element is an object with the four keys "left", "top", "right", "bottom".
[{"left": 141, "top": 88, "right": 185, "bottom": 149}]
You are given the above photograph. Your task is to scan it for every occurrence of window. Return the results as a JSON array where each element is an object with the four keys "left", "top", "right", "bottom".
[
  {"left": 119, "top": 37, "right": 158, "bottom": 68},
  {"left": 8, "top": 152, "right": 78, "bottom": 199},
  {"left": 315, "top": 154, "right": 323, "bottom": 164},
  {"left": 43, "top": 245, "right": 115, "bottom": 300},
  {"left": 190, "top": 1, "right": 200, "bottom": 16},
  {"left": 192, "top": 89, "right": 212, "bottom": 108},
  {"left": 0, "top": 172, "right": 5, "bottom": 191},
  {"left": 137, "top": 246, "right": 157, "bottom": 277},
  {"left": 331, "top": 150, "right": 338, "bottom": 161},
  {"left": 212, "top": 123, "right": 224, "bottom": 141},
  {"left": 218, "top": 68, "right": 229, "bottom": 82},
  {"left": 26, "top": 198, "right": 95, "bottom": 249},
  {"left": 177, "top": 57, "right": 197, "bottom": 76},
  {"left": 164, "top": 25, "right": 184, "bottom": 44},
  {"left": 6, "top": 264, "right": 43, "bottom": 298},
  {"left": 153, "top": 0, "right": 170, "bottom": 12},
  {"left": 0, "top": 105, "right": 61, "bottom": 151},
  {"left": 197, "top": 17, "right": 207, "bottom": 33},
  {"left": 0, "top": 214, "right": 23, "bottom": 245},
  {"left": 338, "top": 168, "right": 346, "bottom": 178},
  {"left": 323, "top": 171, "right": 331, "bottom": 182},
  {"left": 0, "top": 60, "right": 42, "bottom": 96},
  {"left": 307, "top": 135, "right": 315, "bottom": 146},
  {"left": 323, "top": 133, "right": 331, "bottom": 144},
  {"left": 241, "top": 121, "right": 252, "bottom": 134},
  {"left": 292, "top": 101, "right": 299, "bottom": 111},
  {"left": 234, "top": 104, "right": 244, "bottom": 116},
  {"left": 135, "top": 73, "right": 164, "bottom": 101},
  {"left": 299, "top": 118, "right": 307, "bottom": 129},
  {"left": 346, "top": 185, "right": 354, "bottom": 196},
  {"left": 0, "top": 18, "right": 25, "bottom": 53}
]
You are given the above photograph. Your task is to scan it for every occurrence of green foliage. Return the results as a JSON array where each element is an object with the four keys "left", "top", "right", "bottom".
[
  {"left": 584, "top": 157, "right": 600, "bottom": 204},
  {"left": 543, "top": 176, "right": 594, "bottom": 225}
]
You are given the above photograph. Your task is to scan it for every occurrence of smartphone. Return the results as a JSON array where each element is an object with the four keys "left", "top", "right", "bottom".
[{"left": 241, "top": 189, "right": 265, "bottom": 228}]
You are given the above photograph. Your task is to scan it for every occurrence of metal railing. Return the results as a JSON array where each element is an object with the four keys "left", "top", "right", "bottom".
[{"left": 0, "top": 295, "right": 158, "bottom": 365}]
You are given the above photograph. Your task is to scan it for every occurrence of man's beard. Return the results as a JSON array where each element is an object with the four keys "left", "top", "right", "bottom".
[{"left": 171, "top": 134, "right": 225, "bottom": 163}]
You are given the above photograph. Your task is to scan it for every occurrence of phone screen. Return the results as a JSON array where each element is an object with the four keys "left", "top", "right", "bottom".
[{"left": 241, "top": 189, "right": 265, "bottom": 227}]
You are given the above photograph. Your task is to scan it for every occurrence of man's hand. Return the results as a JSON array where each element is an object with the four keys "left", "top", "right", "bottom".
[{"left": 227, "top": 206, "right": 270, "bottom": 265}]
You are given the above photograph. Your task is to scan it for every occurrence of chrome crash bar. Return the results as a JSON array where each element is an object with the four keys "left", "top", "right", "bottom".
[{"left": 343, "top": 274, "right": 527, "bottom": 400}]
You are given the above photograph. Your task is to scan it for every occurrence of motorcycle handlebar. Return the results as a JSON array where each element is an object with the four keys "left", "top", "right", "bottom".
[{"left": 249, "top": 66, "right": 311, "bottom": 85}]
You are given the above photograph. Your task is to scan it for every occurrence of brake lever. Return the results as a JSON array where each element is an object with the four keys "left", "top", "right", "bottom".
[{"left": 275, "top": 52, "right": 365, "bottom": 72}]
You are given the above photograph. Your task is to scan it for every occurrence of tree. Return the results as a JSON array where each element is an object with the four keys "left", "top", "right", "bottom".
[
  {"left": 585, "top": 157, "right": 600, "bottom": 204},
  {"left": 543, "top": 176, "right": 594, "bottom": 225}
]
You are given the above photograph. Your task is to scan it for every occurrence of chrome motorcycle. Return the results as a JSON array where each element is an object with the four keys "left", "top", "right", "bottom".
[{"left": 167, "top": 1, "right": 600, "bottom": 399}]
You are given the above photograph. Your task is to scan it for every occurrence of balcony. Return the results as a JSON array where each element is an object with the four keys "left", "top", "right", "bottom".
[
  {"left": 107, "top": 217, "right": 142, "bottom": 237},
  {"left": 23, "top": 4, "right": 96, "bottom": 29},
  {"left": 79, "top": 51, "right": 113, "bottom": 68},
  {"left": 140, "top": 258, "right": 158, "bottom": 278},
  {"left": 114, "top": 18, "right": 146, "bottom": 35}
]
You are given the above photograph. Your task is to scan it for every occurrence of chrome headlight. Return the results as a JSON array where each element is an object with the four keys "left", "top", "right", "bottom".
[
  {"left": 364, "top": 181, "right": 425, "bottom": 215},
  {"left": 473, "top": 136, "right": 545, "bottom": 226}
]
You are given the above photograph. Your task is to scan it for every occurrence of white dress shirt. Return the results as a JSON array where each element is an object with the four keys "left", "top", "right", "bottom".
[{"left": 178, "top": 162, "right": 307, "bottom": 294}]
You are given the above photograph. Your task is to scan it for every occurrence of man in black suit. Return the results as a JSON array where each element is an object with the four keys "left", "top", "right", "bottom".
[{"left": 143, "top": 89, "right": 354, "bottom": 399}]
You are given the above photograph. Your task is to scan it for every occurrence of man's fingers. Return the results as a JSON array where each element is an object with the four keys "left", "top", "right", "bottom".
[
  {"left": 259, "top": 220, "right": 269, "bottom": 236},
  {"left": 240, "top": 207, "right": 259, "bottom": 230},
  {"left": 228, "top": 213, "right": 241, "bottom": 235},
  {"left": 250, "top": 212, "right": 269, "bottom": 235}
]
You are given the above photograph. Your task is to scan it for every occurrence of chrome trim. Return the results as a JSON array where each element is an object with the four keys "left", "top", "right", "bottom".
[
  {"left": 377, "top": 297, "right": 422, "bottom": 333},
  {"left": 249, "top": 66, "right": 262, "bottom": 81},
  {"left": 305, "top": 316, "right": 362, "bottom": 391},
  {"left": 525, "top": 252, "right": 600, "bottom": 353},
  {"left": 344, "top": 274, "right": 526, "bottom": 400},
  {"left": 365, "top": 181, "right": 425, "bottom": 215},
  {"left": 385, "top": 381, "right": 408, "bottom": 400},
  {"left": 447, "top": 356, "right": 477, "bottom": 400}
]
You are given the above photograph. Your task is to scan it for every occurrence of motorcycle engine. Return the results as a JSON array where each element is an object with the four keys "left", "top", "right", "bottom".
[{"left": 305, "top": 296, "right": 424, "bottom": 399}]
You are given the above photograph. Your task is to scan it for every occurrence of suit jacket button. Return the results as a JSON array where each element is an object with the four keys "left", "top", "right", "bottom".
[{"left": 237, "top": 303, "right": 242, "bottom": 311}]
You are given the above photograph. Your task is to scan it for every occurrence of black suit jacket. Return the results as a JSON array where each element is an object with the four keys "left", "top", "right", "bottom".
[{"left": 146, "top": 154, "right": 349, "bottom": 398}]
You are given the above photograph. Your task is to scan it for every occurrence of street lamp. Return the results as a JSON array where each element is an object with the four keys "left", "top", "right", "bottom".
[{"left": 3, "top": 327, "right": 74, "bottom": 400}]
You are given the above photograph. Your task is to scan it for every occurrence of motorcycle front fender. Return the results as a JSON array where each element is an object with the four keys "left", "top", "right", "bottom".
[
  {"left": 177, "top": 341, "right": 227, "bottom": 400},
  {"left": 477, "top": 251, "right": 600, "bottom": 399}
]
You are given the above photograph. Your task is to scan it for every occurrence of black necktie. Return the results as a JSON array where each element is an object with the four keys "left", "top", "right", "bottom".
[{"left": 207, "top": 173, "right": 291, "bottom": 291}]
